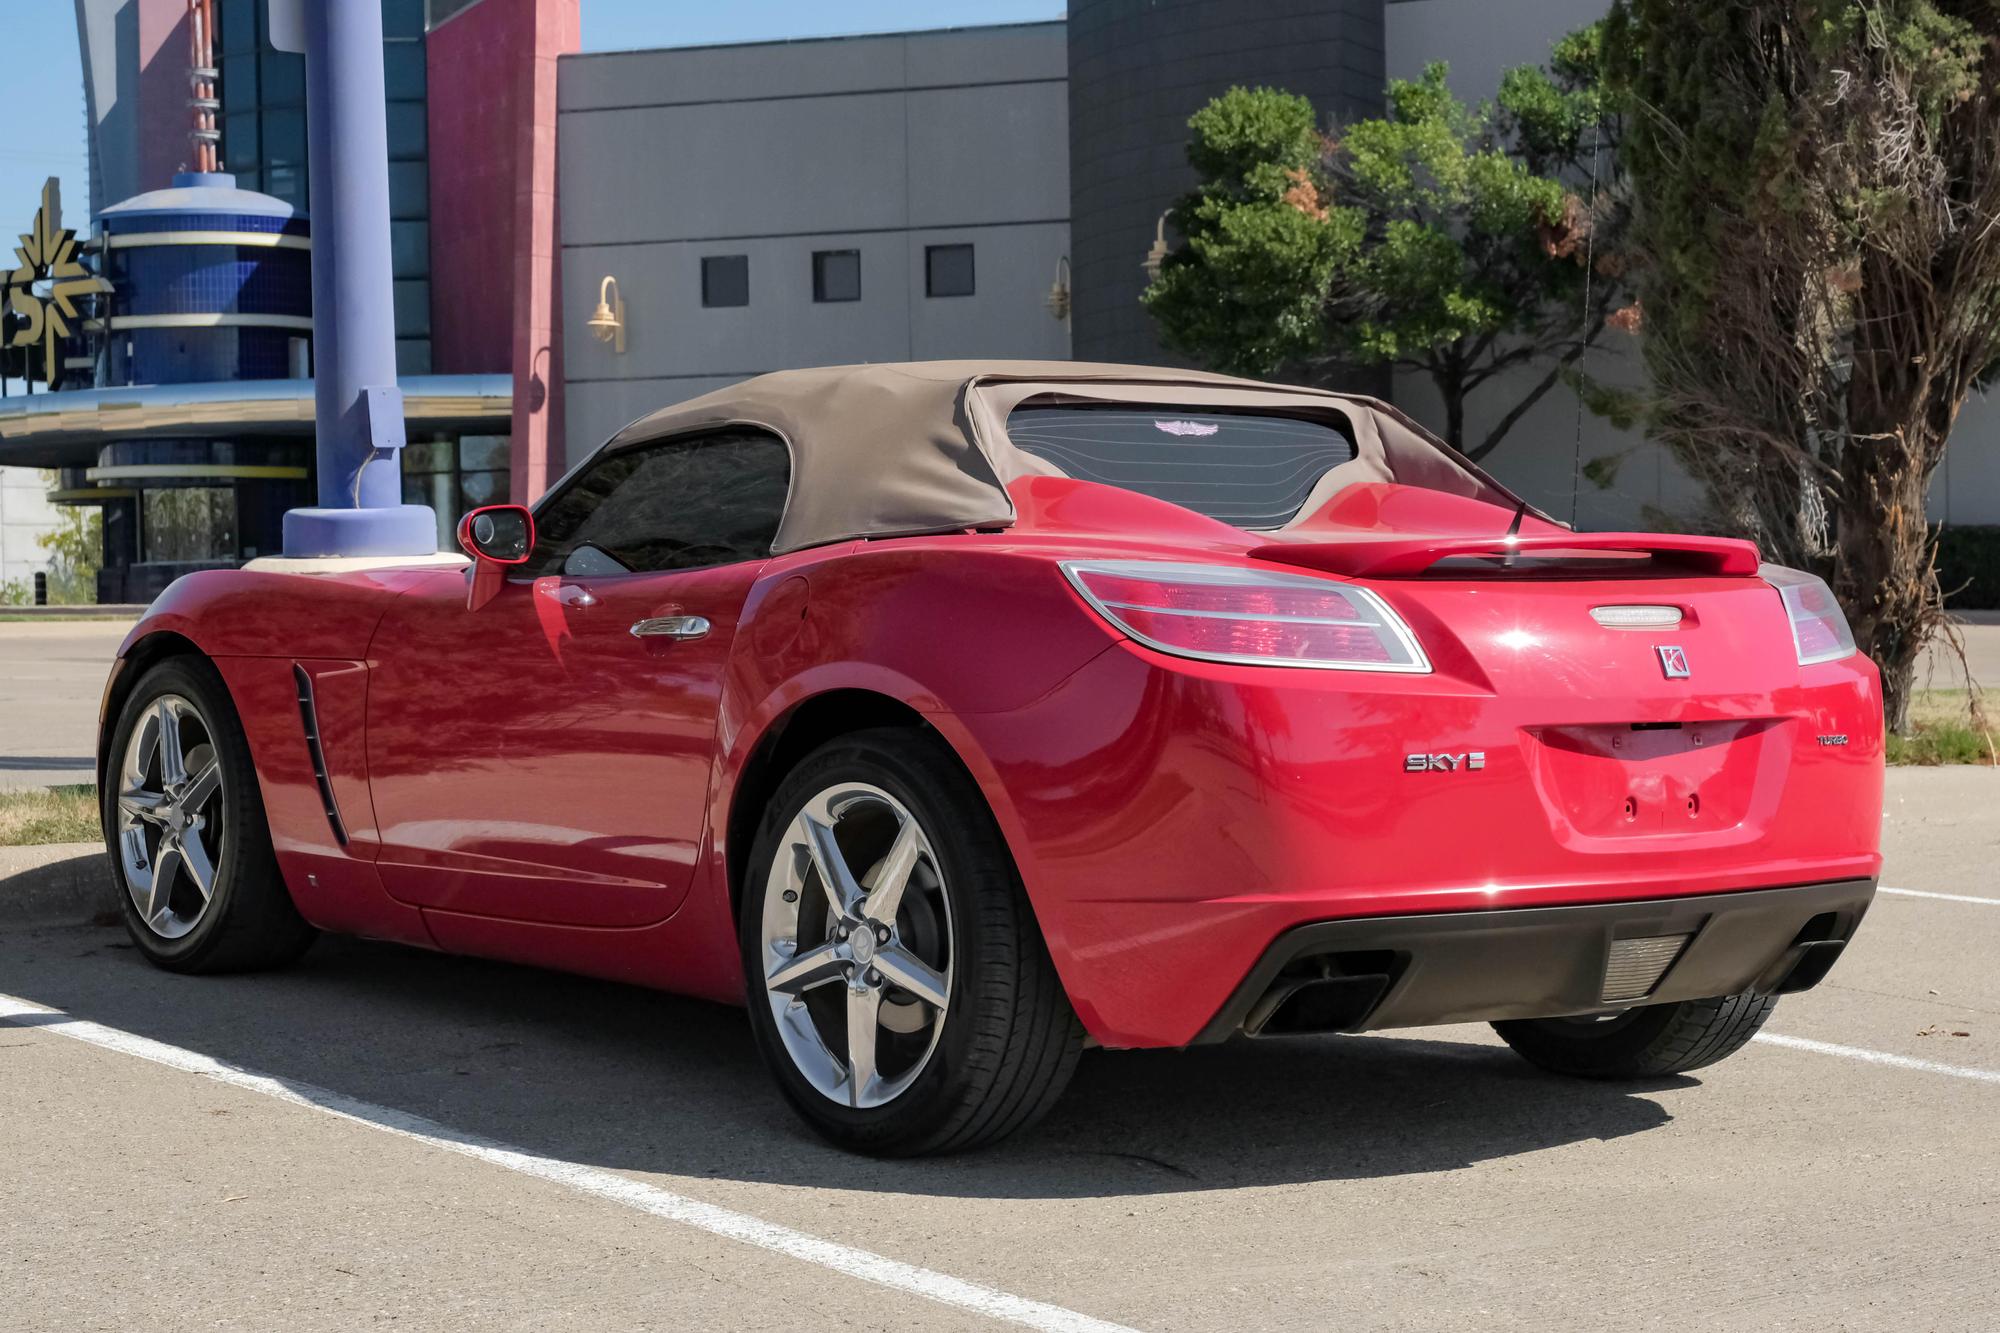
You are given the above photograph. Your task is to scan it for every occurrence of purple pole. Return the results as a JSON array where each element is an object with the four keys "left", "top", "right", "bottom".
[{"left": 281, "top": 0, "right": 435, "bottom": 557}]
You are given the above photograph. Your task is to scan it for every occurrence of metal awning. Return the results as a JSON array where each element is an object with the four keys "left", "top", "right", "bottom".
[{"left": 0, "top": 374, "right": 513, "bottom": 468}]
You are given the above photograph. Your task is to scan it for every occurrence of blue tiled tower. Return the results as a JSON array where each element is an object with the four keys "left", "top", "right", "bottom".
[
  {"left": 76, "top": 170, "right": 315, "bottom": 598},
  {"left": 97, "top": 170, "right": 311, "bottom": 386}
]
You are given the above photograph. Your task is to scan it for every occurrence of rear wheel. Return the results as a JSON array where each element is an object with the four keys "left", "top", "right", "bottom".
[
  {"left": 739, "top": 729, "right": 1082, "bottom": 1155},
  {"left": 104, "top": 657, "right": 315, "bottom": 974},
  {"left": 1493, "top": 992, "right": 1779, "bottom": 1079}
]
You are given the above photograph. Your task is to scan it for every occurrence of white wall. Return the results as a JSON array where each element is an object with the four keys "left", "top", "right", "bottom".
[
  {"left": 1385, "top": 0, "right": 2000, "bottom": 528},
  {"left": 0, "top": 468, "right": 61, "bottom": 593}
]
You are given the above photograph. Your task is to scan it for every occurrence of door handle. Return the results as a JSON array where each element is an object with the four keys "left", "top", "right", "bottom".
[
  {"left": 630, "top": 615, "right": 710, "bottom": 641},
  {"left": 538, "top": 580, "right": 597, "bottom": 608}
]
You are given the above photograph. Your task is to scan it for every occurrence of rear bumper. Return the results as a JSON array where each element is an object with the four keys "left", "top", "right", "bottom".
[
  {"left": 951, "top": 628, "right": 1883, "bottom": 1048},
  {"left": 1193, "top": 878, "right": 1875, "bottom": 1043}
]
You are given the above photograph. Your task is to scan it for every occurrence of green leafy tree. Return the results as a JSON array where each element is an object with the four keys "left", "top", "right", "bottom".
[
  {"left": 38, "top": 500, "right": 102, "bottom": 605},
  {"left": 1603, "top": 0, "right": 2000, "bottom": 731},
  {"left": 6, "top": 474, "right": 102, "bottom": 606},
  {"left": 1143, "top": 30, "right": 1628, "bottom": 461}
]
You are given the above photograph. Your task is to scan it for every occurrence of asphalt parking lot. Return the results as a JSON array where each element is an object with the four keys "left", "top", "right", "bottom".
[
  {"left": 3, "top": 621, "right": 1998, "bottom": 1330},
  {"left": 0, "top": 621, "right": 113, "bottom": 789}
]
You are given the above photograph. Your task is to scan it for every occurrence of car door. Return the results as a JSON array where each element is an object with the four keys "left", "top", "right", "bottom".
[{"left": 365, "top": 428, "right": 792, "bottom": 928}]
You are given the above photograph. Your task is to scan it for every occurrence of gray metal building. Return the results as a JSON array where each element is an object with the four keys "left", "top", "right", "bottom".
[
  {"left": 556, "top": 23, "right": 1074, "bottom": 455},
  {"left": 548, "top": 1, "right": 1997, "bottom": 528},
  {"left": 1067, "top": 0, "right": 1386, "bottom": 366}
]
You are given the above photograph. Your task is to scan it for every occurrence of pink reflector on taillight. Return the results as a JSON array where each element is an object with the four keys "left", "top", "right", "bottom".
[
  {"left": 1792, "top": 613, "right": 1844, "bottom": 660},
  {"left": 1063, "top": 561, "right": 1429, "bottom": 672},
  {"left": 1115, "top": 607, "right": 1396, "bottom": 663},
  {"left": 1074, "top": 570, "right": 1367, "bottom": 621}
]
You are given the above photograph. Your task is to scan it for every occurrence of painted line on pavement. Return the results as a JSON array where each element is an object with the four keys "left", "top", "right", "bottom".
[
  {"left": 1754, "top": 1032, "right": 2000, "bottom": 1085},
  {"left": 0, "top": 993, "right": 1139, "bottom": 1333},
  {"left": 1879, "top": 886, "right": 2000, "bottom": 907}
]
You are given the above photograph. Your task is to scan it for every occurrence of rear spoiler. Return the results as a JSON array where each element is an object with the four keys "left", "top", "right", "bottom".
[{"left": 1249, "top": 531, "right": 1762, "bottom": 579}]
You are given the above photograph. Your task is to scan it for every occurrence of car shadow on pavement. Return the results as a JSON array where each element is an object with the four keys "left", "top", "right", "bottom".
[{"left": 3, "top": 927, "right": 1687, "bottom": 1199}]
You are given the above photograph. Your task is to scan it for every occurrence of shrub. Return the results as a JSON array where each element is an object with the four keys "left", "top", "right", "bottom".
[{"left": 1936, "top": 527, "right": 2000, "bottom": 611}]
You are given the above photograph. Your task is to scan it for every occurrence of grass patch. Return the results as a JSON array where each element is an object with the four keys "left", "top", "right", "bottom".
[
  {"left": 1888, "top": 690, "right": 1997, "bottom": 766},
  {"left": 0, "top": 784, "right": 100, "bottom": 846}
]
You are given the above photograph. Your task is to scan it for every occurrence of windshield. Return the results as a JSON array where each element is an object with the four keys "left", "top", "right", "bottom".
[{"left": 1006, "top": 404, "right": 1357, "bottom": 528}]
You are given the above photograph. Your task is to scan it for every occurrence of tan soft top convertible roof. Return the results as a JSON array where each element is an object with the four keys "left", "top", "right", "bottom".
[{"left": 601, "top": 360, "right": 1521, "bottom": 554}]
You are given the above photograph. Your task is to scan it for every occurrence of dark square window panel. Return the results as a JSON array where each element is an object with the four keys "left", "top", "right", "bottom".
[
  {"left": 259, "top": 49, "right": 305, "bottom": 106},
  {"left": 702, "top": 254, "right": 749, "bottom": 308},
  {"left": 926, "top": 243, "right": 975, "bottom": 298},
  {"left": 384, "top": 41, "right": 427, "bottom": 98},
  {"left": 813, "top": 249, "right": 861, "bottom": 303}
]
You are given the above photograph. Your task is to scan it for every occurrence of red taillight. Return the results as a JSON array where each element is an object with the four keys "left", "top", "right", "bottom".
[{"left": 1062, "top": 561, "right": 1430, "bottom": 672}]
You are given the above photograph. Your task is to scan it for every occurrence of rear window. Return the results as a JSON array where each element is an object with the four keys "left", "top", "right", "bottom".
[{"left": 1006, "top": 404, "right": 1357, "bottom": 528}]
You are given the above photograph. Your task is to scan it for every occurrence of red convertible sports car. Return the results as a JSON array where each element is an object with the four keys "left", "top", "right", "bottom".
[{"left": 98, "top": 361, "right": 1883, "bottom": 1154}]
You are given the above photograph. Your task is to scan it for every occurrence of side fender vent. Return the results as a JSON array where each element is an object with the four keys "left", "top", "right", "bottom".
[{"left": 292, "top": 665, "right": 349, "bottom": 846}]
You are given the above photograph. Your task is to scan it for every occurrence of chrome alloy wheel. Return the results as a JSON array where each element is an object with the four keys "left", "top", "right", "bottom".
[
  {"left": 759, "top": 782, "right": 954, "bottom": 1110},
  {"left": 115, "top": 694, "right": 225, "bottom": 940}
]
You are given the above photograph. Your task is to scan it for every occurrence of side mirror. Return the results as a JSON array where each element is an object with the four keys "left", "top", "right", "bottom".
[
  {"left": 458, "top": 504, "right": 534, "bottom": 565},
  {"left": 458, "top": 504, "right": 534, "bottom": 610}
]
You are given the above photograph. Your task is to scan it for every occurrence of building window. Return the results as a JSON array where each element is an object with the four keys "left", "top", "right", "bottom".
[
  {"left": 812, "top": 249, "right": 861, "bottom": 303},
  {"left": 926, "top": 244, "right": 975, "bottom": 298},
  {"left": 385, "top": 101, "right": 428, "bottom": 159},
  {"left": 383, "top": 41, "right": 427, "bottom": 98},
  {"left": 142, "top": 488, "right": 238, "bottom": 564},
  {"left": 382, "top": 0, "right": 426, "bottom": 39},
  {"left": 216, "top": 0, "right": 433, "bottom": 375},
  {"left": 702, "top": 255, "right": 749, "bottom": 308},
  {"left": 404, "top": 434, "right": 513, "bottom": 551},
  {"left": 393, "top": 279, "right": 431, "bottom": 338},
  {"left": 391, "top": 221, "right": 430, "bottom": 279},
  {"left": 388, "top": 161, "right": 429, "bottom": 218}
]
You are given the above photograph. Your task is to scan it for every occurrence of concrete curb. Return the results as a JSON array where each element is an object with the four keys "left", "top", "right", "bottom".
[
  {"left": 0, "top": 843, "right": 116, "bottom": 928},
  {"left": 0, "top": 605, "right": 145, "bottom": 620}
]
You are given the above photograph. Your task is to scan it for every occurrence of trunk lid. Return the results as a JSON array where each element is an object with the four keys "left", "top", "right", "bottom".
[{"left": 1375, "top": 571, "right": 1814, "bottom": 850}]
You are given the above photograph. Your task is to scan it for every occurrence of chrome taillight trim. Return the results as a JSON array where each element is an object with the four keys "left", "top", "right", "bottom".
[{"left": 1059, "top": 559, "right": 1434, "bottom": 674}]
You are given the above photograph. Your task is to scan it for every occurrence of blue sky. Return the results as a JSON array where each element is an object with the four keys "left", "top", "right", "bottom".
[{"left": 2, "top": 2, "right": 1064, "bottom": 238}]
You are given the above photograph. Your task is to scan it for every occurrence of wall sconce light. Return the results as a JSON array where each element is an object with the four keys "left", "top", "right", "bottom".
[
  {"left": 1141, "top": 211, "right": 1172, "bottom": 284},
  {"left": 587, "top": 275, "right": 625, "bottom": 353},
  {"left": 1044, "top": 255, "right": 1072, "bottom": 324}
]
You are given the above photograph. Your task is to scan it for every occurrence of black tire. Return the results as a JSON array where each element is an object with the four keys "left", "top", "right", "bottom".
[
  {"left": 739, "top": 728, "right": 1082, "bottom": 1155},
  {"left": 1493, "top": 992, "right": 1779, "bottom": 1079},
  {"left": 102, "top": 656, "right": 316, "bottom": 974}
]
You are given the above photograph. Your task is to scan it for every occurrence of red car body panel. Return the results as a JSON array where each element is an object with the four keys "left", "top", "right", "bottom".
[
  {"left": 105, "top": 476, "right": 1883, "bottom": 1048},
  {"left": 365, "top": 560, "right": 760, "bottom": 928}
]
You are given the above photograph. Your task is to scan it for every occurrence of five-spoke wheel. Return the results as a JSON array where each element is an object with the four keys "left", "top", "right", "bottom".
[
  {"left": 104, "top": 656, "right": 315, "bottom": 973},
  {"left": 115, "top": 694, "right": 225, "bottom": 940},
  {"left": 740, "top": 729, "right": 1082, "bottom": 1156},
  {"left": 760, "top": 781, "right": 955, "bottom": 1109}
]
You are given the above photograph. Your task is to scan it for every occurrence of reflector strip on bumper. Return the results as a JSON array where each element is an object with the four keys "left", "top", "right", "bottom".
[{"left": 1602, "top": 934, "right": 1692, "bottom": 1002}]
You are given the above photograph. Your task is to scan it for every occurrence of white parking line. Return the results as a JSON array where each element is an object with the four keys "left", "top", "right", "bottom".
[
  {"left": 0, "top": 994, "right": 1139, "bottom": 1333},
  {"left": 1879, "top": 886, "right": 2000, "bottom": 907},
  {"left": 1754, "top": 1033, "right": 2000, "bottom": 1085}
]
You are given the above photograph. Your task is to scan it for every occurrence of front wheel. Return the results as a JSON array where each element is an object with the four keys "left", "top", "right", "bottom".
[
  {"left": 739, "top": 729, "right": 1082, "bottom": 1156},
  {"left": 103, "top": 656, "right": 316, "bottom": 974},
  {"left": 1493, "top": 992, "right": 1779, "bottom": 1079}
]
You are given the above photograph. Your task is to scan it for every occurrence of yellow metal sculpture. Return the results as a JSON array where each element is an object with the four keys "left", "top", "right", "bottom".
[{"left": 5, "top": 177, "right": 109, "bottom": 388}]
